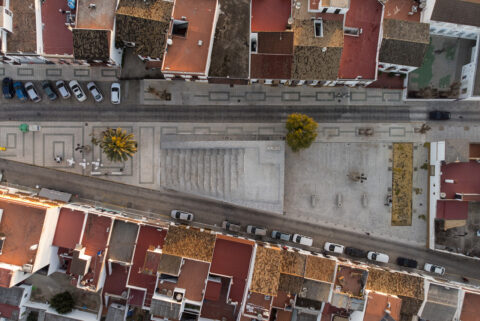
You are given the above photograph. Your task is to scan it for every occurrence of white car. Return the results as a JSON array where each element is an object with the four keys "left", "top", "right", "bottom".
[
  {"left": 292, "top": 234, "right": 313, "bottom": 246},
  {"left": 324, "top": 242, "right": 345, "bottom": 254},
  {"left": 55, "top": 80, "right": 71, "bottom": 99},
  {"left": 222, "top": 220, "right": 241, "bottom": 232},
  {"left": 111, "top": 82, "right": 121, "bottom": 104},
  {"left": 24, "top": 82, "right": 41, "bottom": 103},
  {"left": 367, "top": 251, "right": 389, "bottom": 263},
  {"left": 87, "top": 82, "right": 103, "bottom": 102},
  {"left": 69, "top": 80, "right": 87, "bottom": 102},
  {"left": 170, "top": 210, "right": 193, "bottom": 222},
  {"left": 424, "top": 263, "right": 445, "bottom": 275}
]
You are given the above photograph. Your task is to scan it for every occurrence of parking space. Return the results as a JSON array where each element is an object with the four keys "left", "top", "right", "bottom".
[
  {"left": 284, "top": 142, "right": 429, "bottom": 245},
  {"left": 1, "top": 80, "right": 140, "bottom": 106}
]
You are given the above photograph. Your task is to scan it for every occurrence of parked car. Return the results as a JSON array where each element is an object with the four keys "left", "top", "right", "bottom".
[
  {"left": 13, "top": 82, "right": 27, "bottom": 101},
  {"left": 55, "top": 80, "right": 71, "bottom": 99},
  {"left": 111, "top": 82, "right": 120, "bottom": 104},
  {"left": 367, "top": 251, "right": 389, "bottom": 263},
  {"left": 87, "top": 82, "right": 103, "bottom": 102},
  {"left": 324, "top": 242, "right": 345, "bottom": 254},
  {"left": 24, "top": 82, "right": 41, "bottom": 103},
  {"left": 246, "top": 225, "right": 267, "bottom": 236},
  {"left": 345, "top": 247, "right": 367, "bottom": 258},
  {"left": 2, "top": 77, "right": 14, "bottom": 99},
  {"left": 424, "top": 263, "right": 445, "bottom": 275},
  {"left": 222, "top": 220, "right": 241, "bottom": 232},
  {"left": 170, "top": 210, "right": 193, "bottom": 222},
  {"left": 429, "top": 110, "right": 451, "bottom": 120},
  {"left": 41, "top": 81, "right": 58, "bottom": 101},
  {"left": 292, "top": 234, "right": 313, "bottom": 246},
  {"left": 396, "top": 257, "right": 418, "bottom": 268},
  {"left": 69, "top": 80, "right": 87, "bottom": 102},
  {"left": 271, "top": 230, "right": 292, "bottom": 242}
]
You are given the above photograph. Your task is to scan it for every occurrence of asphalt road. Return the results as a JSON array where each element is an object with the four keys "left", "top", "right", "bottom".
[
  {"left": 2, "top": 102, "right": 480, "bottom": 123},
  {"left": 0, "top": 158, "right": 478, "bottom": 284}
]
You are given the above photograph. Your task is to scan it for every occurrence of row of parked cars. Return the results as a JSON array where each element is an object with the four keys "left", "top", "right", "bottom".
[
  {"left": 2, "top": 77, "right": 121, "bottom": 104},
  {"left": 324, "top": 242, "right": 446, "bottom": 275}
]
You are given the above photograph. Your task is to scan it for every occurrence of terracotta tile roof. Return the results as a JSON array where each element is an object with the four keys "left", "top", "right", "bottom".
[
  {"left": 334, "top": 264, "right": 368, "bottom": 298},
  {"left": 208, "top": 0, "right": 250, "bottom": 79},
  {"left": 293, "top": 19, "right": 344, "bottom": 48},
  {"left": 251, "top": 54, "right": 292, "bottom": 79},
  {"left": 73, "top": 29, "right": 111, "bottom": 61},
  {"left": 460, "top": 292, "right": 480, "bottom": 321},
  {"left": 304, "top": 255, "right": 336, "bottom": 283},
  {"left": 157, "top": 254, "right": 182, "bottom": 276},
  {"left": 116, "top": 0, "right": 173, "bottom": 21},
  {"left": 379, "top": 19, "right": 430, "bottom": 67},
  {"left": 0, "top": 268, "right": 12, "bottom": 287},
  {"left": 0, "top": 303, "right": 19, "bottom": 320},
  {"left": 292, "top": 46, "right": 343, "bottom": 80},
  {"left": 162, "top": 225, "right": 216, "bottom": 262},
  {"left": 280, "top": 251, "right": 306, "bottom": 276},
  {"left": 278, "top": 273, "right": 304, "bottom": 294},
  {"left": 364, "top": 292, "right": 402, "bottom": 321},
  {"left": 177, "top": 259, "right": 210, "bottom": 301},
  {"left": 250, "top": 246, "right": 282, "bottom": 296},
  {"left": 366, "top": 268, "right": 424, "bottom": 299}
]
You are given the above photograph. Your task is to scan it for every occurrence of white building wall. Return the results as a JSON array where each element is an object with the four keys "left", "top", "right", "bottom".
[
  {"left": 33, "top": 207, "right": 61, "bottom": 272},
  {"left": 428, "top": 141, "right": 445, "bottom": 250},
  {"left": 378, "top": 62, "right": 417, "bottom": 73},
  {"left": 429, "top": 21, "right": 480, "bottom": 39}
]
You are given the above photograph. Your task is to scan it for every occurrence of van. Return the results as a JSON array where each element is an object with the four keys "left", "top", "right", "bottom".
[
  {"left": 246, "top": 225, "right": 267, "bottom": 236},
  {"left": 222, "top": 220, "right": 241, "bottom": 232},
  {"left": 271, "top": 230, "right": 291, "bottom": 242},
  {"left": 292, "top": 234, "right": 313, "bottom": 246},
  {"left": 367, "top": 251, "right": 389, "bottom": 263}
]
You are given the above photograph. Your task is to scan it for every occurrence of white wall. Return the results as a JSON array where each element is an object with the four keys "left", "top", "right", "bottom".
[
  {"left": 428, "top": 141, "right": 445, "bottom": 250},
  {"left": 430, "top": 22, "right": 480, "bottom": 39},
  {"left": 33, "top": 207, "right": 61, "bottom": 272}
]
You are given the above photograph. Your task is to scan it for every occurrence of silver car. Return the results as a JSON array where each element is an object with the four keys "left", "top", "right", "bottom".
[
  {"left": 55, "top": 80, "right": 71, "bottom": 99},
  {"left": 222, "top": 220, "right": 241, "bottom": 232},
  {"left": 24, "top": 82, "right": 41, "bottom": 103},
  {"left": 87, "top": 82, "right": 103, "bottom": 102},
  {"left": 69, "top": 80, "right": 86, "bottom": 102},
  {"left": 111, "top": 82, "right": 120, "bottom": 104}
]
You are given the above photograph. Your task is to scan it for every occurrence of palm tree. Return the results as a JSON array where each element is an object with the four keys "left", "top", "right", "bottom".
[{"left": 99, "top": 128, "right": 137, "bottom": 162}]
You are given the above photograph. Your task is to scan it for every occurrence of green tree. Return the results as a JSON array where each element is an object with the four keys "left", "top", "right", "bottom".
[
  {"left": 99, "top": 128, "right": 137, "bottom": 162},
  {"left": 49, "top": 291, "right": 75, "bottom": 314},
  {"left": 285, "top": 113, "right": 318, "bottom": 152}
]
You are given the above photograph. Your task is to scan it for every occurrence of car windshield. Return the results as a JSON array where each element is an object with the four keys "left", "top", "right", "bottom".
[
  {"left": 430, "top": 266, "right": 435, "bottom": 272},
  {"left": 329, "top": 245, "right": 335, "bottom": 251},
  {"left": 372, "top": 253, "right": 377, "bottom": 260}
]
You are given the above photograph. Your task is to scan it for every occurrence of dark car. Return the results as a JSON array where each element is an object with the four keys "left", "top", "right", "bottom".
[
  {"left": 13, "top": 81, "right": 27, "bottom": 102},
  {"left": 396, "top": 257, "right": 418, "bottom": 268},
  {"left": 429, "top": 110, "right": 451, "bottom": 120},
  {"left": 2, "top": 77, "right": 14, "bottom": 99},
  {"left": 41, "top": 81, "right": 58, "bottom": 101},
  {"left": 345, "top": 247, "right": 367, "bottom": 258}
]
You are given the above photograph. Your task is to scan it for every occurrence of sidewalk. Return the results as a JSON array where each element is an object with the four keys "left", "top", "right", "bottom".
[
  {"left": 1, "top": 64, "right": 120, "bottom": 81},
  {"left": 143, "top": 79, "right": 406, "bottom": 106}
]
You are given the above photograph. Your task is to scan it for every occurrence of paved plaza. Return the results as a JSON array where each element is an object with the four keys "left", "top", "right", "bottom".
[{"left": 1, "top": 120, "right": 480, "bottom": 244}]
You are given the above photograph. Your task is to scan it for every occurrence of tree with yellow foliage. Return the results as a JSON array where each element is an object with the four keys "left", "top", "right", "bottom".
[
  {"left": 98, "top": 128, "right": 137, "bottom": 162},
  {"left": 286, "top": 113, "right": 318, "bottom": 152}
]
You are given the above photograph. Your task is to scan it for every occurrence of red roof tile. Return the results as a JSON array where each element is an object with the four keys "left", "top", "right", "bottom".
[
  {"left": 0, "top": 199, "right": 46, "bottom": 267},
  {"left": 252, "top": 0, "right": 291, "bottom": 32},
  {"left": 205, "top": 280, "right": 222, "bottom": 301},
  {"left": 0, "top": 268, "right": 12, "bottom": 288},
  {"left": 53, "top": 209, "right": 85, "bottom": 249},
  {"left": 128, "top": 288, "right": 145, "bottom": 307},
  {"left": 127, "top": 225, "right": 167, "bottom": 307},
  {"left": 210, "top": 235, "right": 254, "bottom": 303},
  {"left": 436, "top": 200, "right": 469, "bottom": 220},
  {"left": 103, "top": 262, "right": 129, "bottom": 297},
  {"left": 0, "top": 303, "right": 19, "bottom": 319},
  {"left": 251, "top": 54, "right": 292, "bottom": 79},
  {"left": 338, "top": 0, "right": 382, "bottom": 80},
  {"left": 177, "top": 259, "right": 210, "bottom": 301}
]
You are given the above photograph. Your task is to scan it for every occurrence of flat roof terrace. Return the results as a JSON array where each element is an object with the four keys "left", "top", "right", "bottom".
[
  {"left": 384, "top": 0, "right": 422, "bottom": 22},
  {"left": 338, "top": 0, "right": 382, "bottom": 80},
  {"left": 251, "top": 0, "right": 291, "bottom": 32},
  {"left": 41, "top": 0, "right": 74, "bottom": 55},
  {"left": 177, "top": 259, "right": 210, "bottom": 301},
  {"left": 53, "top": 209, "right": 85, "bottom": 250},
  {"left": 441, "top": 161, "right": 480, "bottom": 199},
  {"left": 0, "top": 199, "right": 46, "bottom": 266},
  {"left": 210, "top": 235, "right": 254, "bottom": 303},
  {"left": 162, "top": 0, "right": 217, "bottom": 74},
  {"left": 76, "top": 0, "right": 116, "bottom": 29}
]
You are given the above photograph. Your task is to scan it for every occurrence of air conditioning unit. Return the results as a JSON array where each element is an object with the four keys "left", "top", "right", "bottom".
[{"left": 22, "top": 264, "right": 33, "bottom": 273}]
